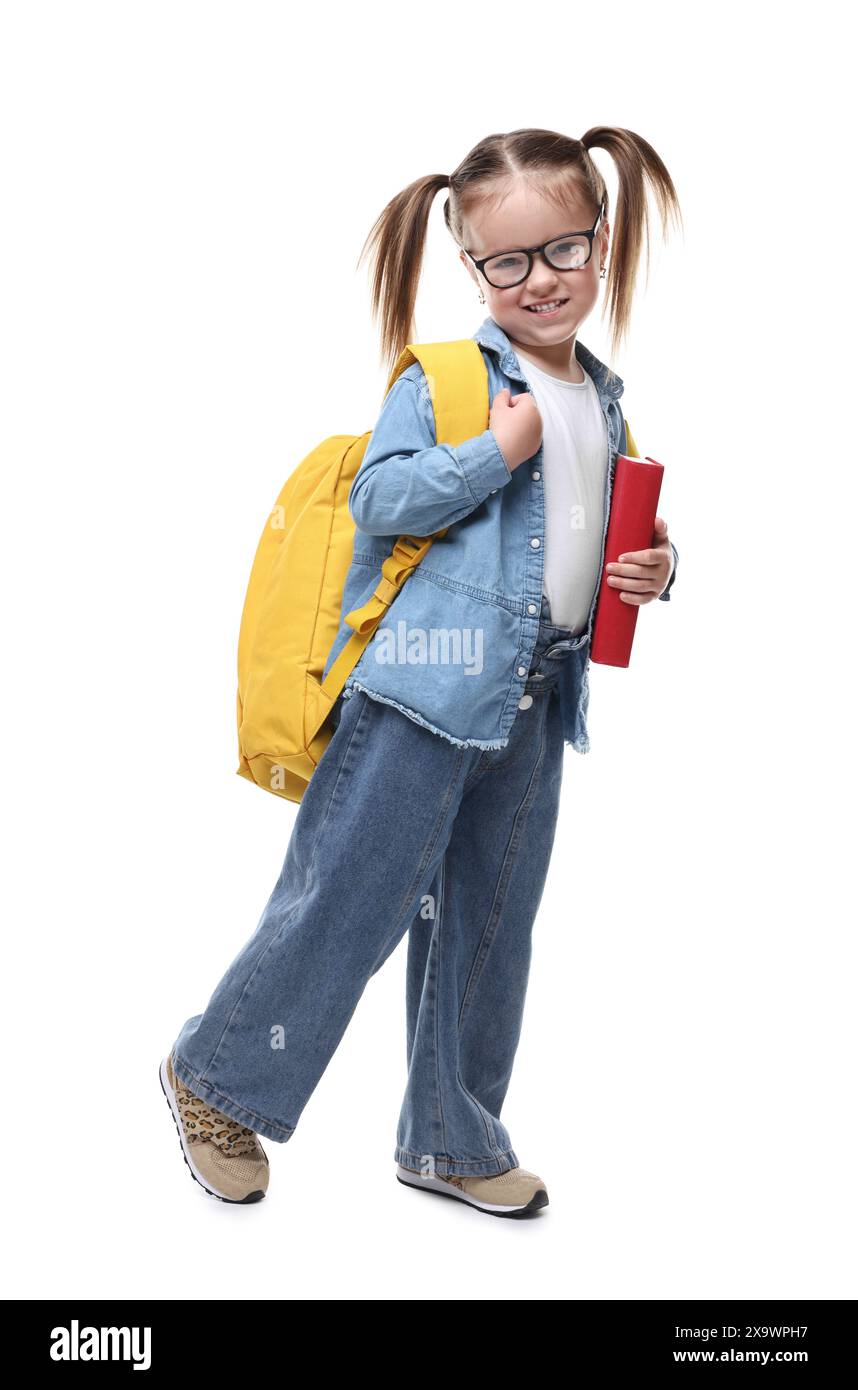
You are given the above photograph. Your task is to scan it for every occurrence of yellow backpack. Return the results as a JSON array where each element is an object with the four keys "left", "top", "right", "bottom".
[{"left": 235, "top": 339, "right": 491, "bottom": 805}]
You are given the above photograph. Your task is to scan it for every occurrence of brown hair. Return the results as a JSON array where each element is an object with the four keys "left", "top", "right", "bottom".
[{"left": 356, "top": 126, "right": 683, "bottom": 379}]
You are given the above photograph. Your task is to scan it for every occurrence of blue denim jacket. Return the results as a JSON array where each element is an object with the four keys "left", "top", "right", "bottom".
[{"left": 321, "top": 315, "right": 677, "bottom": 751}]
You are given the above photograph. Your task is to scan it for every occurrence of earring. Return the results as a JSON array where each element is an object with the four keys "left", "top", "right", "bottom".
[
  {"left": 599, "top": 265, "right": 606, "bottom": 280},
  {"left": 478, "top": 289, "right": 486, "bottom": 303}
]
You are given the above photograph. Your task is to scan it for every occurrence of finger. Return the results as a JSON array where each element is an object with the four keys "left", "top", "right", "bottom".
[
  {"left": 613, "top": 548, "right": 661, "bottom": 567},
  {"left": 607, "top": 574, "right": 654, "bottom": 592},
  {"left": 605, "top": 561, "right": 647, "bottom": 577},
  {"left": 619, "top": 589, "right": 657, "bottom": 605},
  {"left": 652, "top": 516, "right": 669, "bottom": 536}
]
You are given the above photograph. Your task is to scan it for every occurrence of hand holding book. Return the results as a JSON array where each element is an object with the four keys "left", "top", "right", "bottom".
[{"left": 590, "top": 453, "right": 673, "bottom": 667}]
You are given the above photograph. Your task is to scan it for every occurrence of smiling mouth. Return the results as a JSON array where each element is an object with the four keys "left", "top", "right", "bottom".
[{"left": 523, "top": 298, "right": 568, "bottom": 313}]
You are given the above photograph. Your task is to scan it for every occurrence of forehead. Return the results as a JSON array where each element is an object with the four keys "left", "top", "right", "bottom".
[{"left": 465, "top": 181, "right": 595, "bottom": 254}]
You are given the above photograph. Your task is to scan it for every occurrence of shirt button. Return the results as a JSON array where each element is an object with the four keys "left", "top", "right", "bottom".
[
  {"left": 530, "top": 537, "right": 541, "bottom": 548},
  {"left": 490, "top": 488, "right": 498, "bottom": 493},
  {"left": 517, "top": 665, "right": 527, "bottom": 676},
  {"left": 518, "top": 694, "right": 534, "bottom": 710},
  {"left": 527, "top": 602, "right": 538, "bottom": 615},
  {"left": 532, "top": 470, "right": 541, "bottom": 480}
]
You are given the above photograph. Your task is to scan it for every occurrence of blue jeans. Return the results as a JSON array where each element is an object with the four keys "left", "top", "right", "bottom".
[{"left": 172, "top": 595, "right": 588, "bottom": 1178}]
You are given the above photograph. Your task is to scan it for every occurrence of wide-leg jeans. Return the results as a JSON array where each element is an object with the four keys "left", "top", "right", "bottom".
[{"left": 172, "top": 596, "right": 587, "bottom": 1178}]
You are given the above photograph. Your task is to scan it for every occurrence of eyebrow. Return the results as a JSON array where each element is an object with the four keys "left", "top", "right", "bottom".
[{"left": 478, "top": 226, "right": 589, "bottom": 258}]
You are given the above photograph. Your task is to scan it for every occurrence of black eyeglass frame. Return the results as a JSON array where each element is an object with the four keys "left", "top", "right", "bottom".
[{"left": 463, "top": 200, "right": 606, "bottom": 289}]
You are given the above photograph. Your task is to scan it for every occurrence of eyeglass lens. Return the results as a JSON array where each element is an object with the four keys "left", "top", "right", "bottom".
[{"left": 483, "top": 235, "right": 591, "bottom": 288}]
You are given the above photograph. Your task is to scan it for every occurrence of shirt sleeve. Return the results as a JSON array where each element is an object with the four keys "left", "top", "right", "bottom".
[
  {"left": 658, "top": 540, "right": 678, "bottom": 601},
  {"left": 349, "top": 369, "right": 513, "bottom": 537}
]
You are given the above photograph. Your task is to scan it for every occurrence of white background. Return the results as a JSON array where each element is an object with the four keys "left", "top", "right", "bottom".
[{"left": 2, "top": 0, "right": 854, "bottom": 1301}]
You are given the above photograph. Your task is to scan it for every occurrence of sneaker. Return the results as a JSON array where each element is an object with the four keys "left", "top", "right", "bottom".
[
  {"left": 396, "top": 1162, "right": 548, "bottom": 1217},
  {"left": 159, "top": 1053, "right": 270, "bottom": 1203}
]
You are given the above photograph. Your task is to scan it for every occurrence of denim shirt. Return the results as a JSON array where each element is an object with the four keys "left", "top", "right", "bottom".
[{"left": 321, "top": 315, "right": 678, "bottom": 752}]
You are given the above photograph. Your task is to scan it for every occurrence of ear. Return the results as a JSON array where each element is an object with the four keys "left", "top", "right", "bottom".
[{"left": 460, "top": 249, "right": 478, "bottom": 288}]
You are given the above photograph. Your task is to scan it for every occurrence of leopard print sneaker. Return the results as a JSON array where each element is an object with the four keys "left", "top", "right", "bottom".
[{"left": 159, "top": 1053, "right": 270, "bottom": 1203}]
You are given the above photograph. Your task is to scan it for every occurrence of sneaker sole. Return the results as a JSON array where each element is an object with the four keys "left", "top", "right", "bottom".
[
  {"left": 395, "top": 1164, "right": 548, "bottom": 1218},
  {"left": 159, "top": 1057, "right": 266, "bottom": 1204}
]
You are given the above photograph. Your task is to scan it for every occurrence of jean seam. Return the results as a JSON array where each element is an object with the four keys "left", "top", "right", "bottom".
[
  {"left": 462, "top": 750, "right": 492, "bottom": 794},
  {"left": 457, "top": 705, "right": 549, "bottom": 1032},
  {"left": 431, "top": 858, "right": 500, "bottom": 1161},
  {"left": 387, "top": 744, "right": 470, "bottom": 943},
  {"left": 306, "top": 690, "right": 373, "bottom": 873},
  {"left": 431, "top": 857, "right": 451, "bottom": 1161}
]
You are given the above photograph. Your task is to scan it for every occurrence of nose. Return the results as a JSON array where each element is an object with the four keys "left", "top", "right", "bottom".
[{"left": 526, "top": 252, "right": 562, "bottom": 288}]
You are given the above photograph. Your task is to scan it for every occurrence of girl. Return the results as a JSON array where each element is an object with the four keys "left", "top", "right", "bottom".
[{"left": 160, "top": 125, "right": 682, "bottom": 1218}]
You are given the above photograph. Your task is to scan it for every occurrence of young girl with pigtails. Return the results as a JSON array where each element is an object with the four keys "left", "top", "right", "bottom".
[{"left": 161, "top": 125, "right": 682, "bottom": 1218}]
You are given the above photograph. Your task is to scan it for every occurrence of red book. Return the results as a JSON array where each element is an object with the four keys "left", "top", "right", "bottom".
[{"left": 590, "top": 453, "right": 665, "bottom": 668}]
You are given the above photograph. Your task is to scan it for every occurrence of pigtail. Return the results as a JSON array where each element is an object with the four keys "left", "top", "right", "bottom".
[
  {"left": 580, "top": 126, "right": 684, "bottom": 362},
  {"left": 356, "top": 173, "right": 450, "bottom": 375},
  {"left": 358, "top": 129, "right": 681, "bottom": 377}
]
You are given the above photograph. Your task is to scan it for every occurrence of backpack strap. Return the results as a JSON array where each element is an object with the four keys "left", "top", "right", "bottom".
[
  {"left": 383, "top": 338, "right": 490, "bottom": 446},
  {"left": 623, "top": 416, "right": 640, "bottom": 458},
  {"left": 320, "top": 339, "right": 489, "bottom": 702}
]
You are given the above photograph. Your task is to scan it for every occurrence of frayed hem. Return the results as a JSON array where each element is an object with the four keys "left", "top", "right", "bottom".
[
  {"left": 343, "top": 679, "right": 510, "bottom": 751},
  {"left": 565, "top": 735, "right": 591, "bottom": 754}
]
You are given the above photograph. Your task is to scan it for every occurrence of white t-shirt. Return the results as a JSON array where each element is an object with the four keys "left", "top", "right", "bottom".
[{"left": 516, "top": 350, "right": 610, "bottom": 634}]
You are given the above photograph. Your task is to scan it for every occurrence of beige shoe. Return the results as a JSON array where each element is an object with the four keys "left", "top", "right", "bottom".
[
  {"left": 159, "top": 1053, "right": 270, "bottom": 1203},
  {"left": 396, "top": 1162, "right": 548, "bottom": 1217}
]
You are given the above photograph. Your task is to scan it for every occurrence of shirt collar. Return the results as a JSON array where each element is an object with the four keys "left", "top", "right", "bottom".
[{"left": 471, "top": 314, "right": 623, "bottom": 405}]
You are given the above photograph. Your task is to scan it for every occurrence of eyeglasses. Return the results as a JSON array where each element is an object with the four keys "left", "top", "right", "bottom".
[{"left": 463, "top": 201, "right": 605, "bottom": 289}]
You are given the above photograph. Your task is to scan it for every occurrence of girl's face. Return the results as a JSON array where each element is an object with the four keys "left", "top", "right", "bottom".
[{"left": 459, "top": 181, "right": 609, "bottom": 367}]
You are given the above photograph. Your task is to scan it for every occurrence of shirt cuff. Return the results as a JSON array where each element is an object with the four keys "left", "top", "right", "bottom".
[
  {"left": 455, "top": 428, "right": 513, "bottom": 503},
  {"left": 658, "top": 541, "right": 678, "bottom": 601}
]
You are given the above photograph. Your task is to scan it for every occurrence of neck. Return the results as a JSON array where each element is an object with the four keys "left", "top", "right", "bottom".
[{"left": 511, "top": 333, "right": 584, "bottom": 383}]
